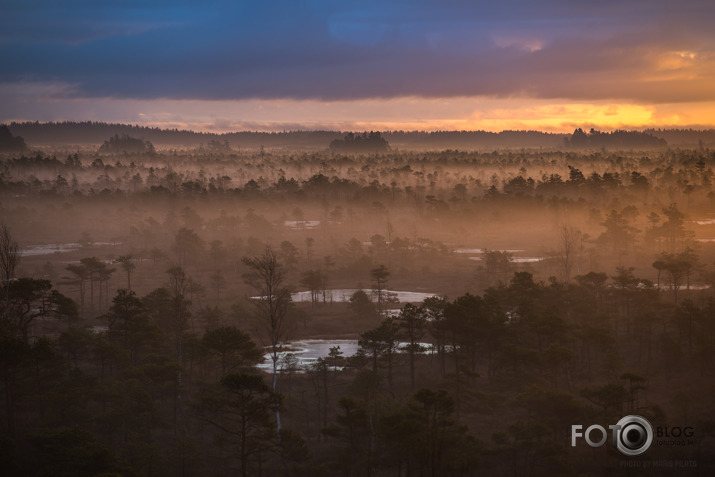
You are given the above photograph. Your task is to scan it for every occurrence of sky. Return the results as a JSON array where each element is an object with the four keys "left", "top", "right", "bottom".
[{"left": 1, "top": 0, "right": 715, "bottom": 133}]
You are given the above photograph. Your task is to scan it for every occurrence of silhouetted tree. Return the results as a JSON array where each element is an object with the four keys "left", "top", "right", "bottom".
[
  {"left": 397, "top": 304, "right": 427, "bottom": 390},
  {"left": 3, "top": 278, "right": 54, "bottom": 342},
  {"left": 242, "top": 246, "right": 293, "bottom": 432},
  {"left": 0, "top": 223, "right": 20, "bottom": 318},
  {"left": 370, "top": 265, "right": 396, "bottom": 316},
  {"left": 349, "top": 289, "right": 377, "bottom": 318},
  {"left": 173, "top": 228, "right": 204, "bottom": 266},
  {"left": 359, "top": 317, "right": 401, "bottom": 389},
  {"left": 195, "top": 373, "right": 280, "bottom": 477},
  {"left": 114, "top": 255, "right": 135, "bottom": 291},
  {"left": 300, "top": 270, "right": 327, "bottom": 306},
  {"left": 202, "top": 326, "right": 264, "bottom": 376}
]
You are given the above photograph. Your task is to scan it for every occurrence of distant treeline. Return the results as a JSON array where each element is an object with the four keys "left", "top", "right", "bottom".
[
  {"left": 1, "top": 122, "right": 568, "bottom": 149},
  {"left": 564, "top": 128, "right": 667, "bottom": 148},
  {"left": 6, "top": 121, "right": 715, "bottom": 150},
  {"left": 643, "top": 128, "right": 715, "bottom": 146},
  {"left": 6, "top": 121, "right": 344, "bottom": 149},
  {"left": 387, "top": 129, "right": 565, "bottom": 149}
]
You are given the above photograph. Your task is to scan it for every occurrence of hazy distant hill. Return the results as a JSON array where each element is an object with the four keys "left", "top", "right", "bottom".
[
  {"left": 0, "top": 124, "right": 28, "bottom": 153},
  {"left": 6, "top": 121, "right": 715, "bottom": 150},
  {"left": 6, "top": 121, "right": 343, "bottom": 149},
  {"left": 7, "top": 121, "right": 218, "bottom": 148}
]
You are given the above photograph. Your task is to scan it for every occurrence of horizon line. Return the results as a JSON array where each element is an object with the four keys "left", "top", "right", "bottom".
[{"left": 7, "top": 120, "right": 715, "bottom": 137}]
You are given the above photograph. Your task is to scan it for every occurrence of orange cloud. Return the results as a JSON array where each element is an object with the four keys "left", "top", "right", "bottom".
[
  {"left": 3, "top": 81, "right": 715, "bottom": 133},
  {"left": 467, "top": 102, "right": 659, "bottom": 132}
]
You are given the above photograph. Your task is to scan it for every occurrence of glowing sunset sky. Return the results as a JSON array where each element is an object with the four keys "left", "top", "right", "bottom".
[{"left": 2, "top": 0, "right": 715, "bottom": 132}]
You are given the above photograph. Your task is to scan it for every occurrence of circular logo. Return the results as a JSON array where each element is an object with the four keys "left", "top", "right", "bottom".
[{"left": 615, "top": 415, "right": 653, "bottom": 456}]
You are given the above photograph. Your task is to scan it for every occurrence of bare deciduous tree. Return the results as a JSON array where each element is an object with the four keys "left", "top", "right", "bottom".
[
  {"left": 1, "top": 223, "right": 20, "bottom": 317},
  {"left": 558, "top": 225, "right": 584, "bottom": 282},
  {"left": 242, "top": 245, "right": 293, "bottom": 432},
  {"left": 166, "top": 264, "right": 191, "bottom": 432}
]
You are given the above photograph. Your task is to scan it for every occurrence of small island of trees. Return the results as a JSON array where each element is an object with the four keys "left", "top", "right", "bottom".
[
  {"left": 99, "top": 134, "right": 155, "bottom": 154},
  {"left": 565, "top": 128, "right": 667, "bottom": 148},
  {"left": 329, "top": 131, "right": 390, "bottom": 153}
]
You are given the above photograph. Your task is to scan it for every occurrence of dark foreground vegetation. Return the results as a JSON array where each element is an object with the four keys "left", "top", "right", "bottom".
[{"left": 1, "top": 125, "right": 715, "bottom": 475}]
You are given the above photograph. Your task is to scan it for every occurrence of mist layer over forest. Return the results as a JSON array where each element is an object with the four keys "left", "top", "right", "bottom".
[{"left": 1, "top": 125, "right": 715, "bottom": 475}]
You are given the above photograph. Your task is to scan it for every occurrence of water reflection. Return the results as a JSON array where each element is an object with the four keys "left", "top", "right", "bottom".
[
  {"left": 291, "top": 289, "right": 438, "bottom": 303},
  {"left": 256, "top": 338, "right": 434, "bottom": 372},
  {"left": 257, "top": 339, "right": 359, "bottom": 372}
]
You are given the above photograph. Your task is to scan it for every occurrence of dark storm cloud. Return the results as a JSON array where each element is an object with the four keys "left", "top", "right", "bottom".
[{"left": 1, "top": 0, "right": 714, "bottom": 102}]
